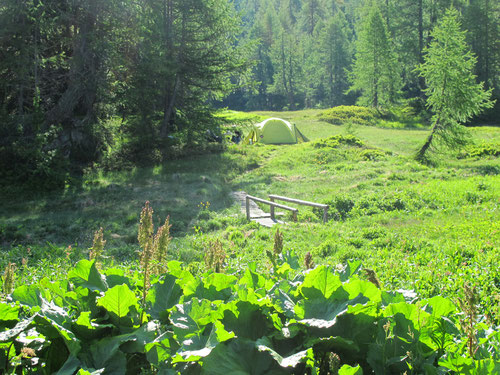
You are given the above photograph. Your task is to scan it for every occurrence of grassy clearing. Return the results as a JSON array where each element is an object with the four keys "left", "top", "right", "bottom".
[{"left": 1, "top": 110, "right": 499, "bottom": 321}]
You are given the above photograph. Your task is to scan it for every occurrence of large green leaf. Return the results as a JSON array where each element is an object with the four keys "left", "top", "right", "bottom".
[
  {"left": 173, "top": 320, "right": 234, "bottom": 363},
  {"left": 170, "top": 299, "right": 225, "bottom": 342},
  {"left": 0, "top": 316, "right": 35, "bottom": 343},
  {"left": 304, "top": 335, "right": 360, "bottom": 354},
  {"left": 298, "top": 266, "right": 342, "bottom": 300},
  {"left": 34, "top": 300, "right": 81, "bottom": 355},
  {"left": 343, "top": 277, "right": 381, "bottom": 304},
  {"left": 0, "top": 302, "right": 19, "bottom": 323},
  {"left": 103, "top": 268, "right": 131, "bottom": 289},
  {"left": 86, "top": 333, "right": 137, "bottom": 373},
  {"left": 239, "top": 266, "right": 267, "bottom": 290},
  {"left": 367, "top": 308, "right": 436, "bottom": 374},
  {"left": 167, "top": 261, "right": 199, "bottom": 297},
  {"left": 338, "top": 260, "right": 362, "bottom": 282},
  {"left": 222, "top": 300, "right": 277, "bottom": 340},
  {"left": 119, "top": 321, "right": 160, "bottom": 353},
  {"left": 96, "top": 284, "right": 139, "bottom": 325},
  {"left": 69, "top": 260, "right": 108, "bottom": 292},
  {"left": 338, "top": 364, "right": 363, "bottom": 375},
  {"left": 146, "top": 331, "right": 176, "bottom": 367},
  {"left": 39, "top": 278, "right": 70, "bottom": 308},
  {"left": 440, "top": 354, "right": 500, "bottom": 374},
  {"left": 294, "top": 292, "right": 366, "bottom": 329},
  {"left": 72, "top": 311, "right": 113, "bottom": 341},
  {"left": 11, "top": 284, "right": 44, "bottom": 307},
  {"left": 193, "top": 273, "right": 237, "bottom": 302},
  {"left": 202, "top": 338, "right": 285, "bottom": 374},
  {"left": 256, "top": 336, "right": 314, "bottom": 369},
  {"left": 146, "top": 274, "right": 183, "bottom": 321}
]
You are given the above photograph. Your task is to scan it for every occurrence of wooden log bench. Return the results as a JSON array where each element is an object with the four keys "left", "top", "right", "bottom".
[
  {"left": 268, "top": 194, "right": 329, "bottom": 223},
  {"left": 245, "top": 195, "right": 298, "bottom": 222}
]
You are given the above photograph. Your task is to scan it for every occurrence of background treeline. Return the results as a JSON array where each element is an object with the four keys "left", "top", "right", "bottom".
[
  {"left": 1, "top": 0, "right": 499, "bottom": 189},
  {"left": 224, "top": 0, "right": 499, "bottom": 115},
  {"left": 0, "top": 0, "right": 247, "bottom": 188}
]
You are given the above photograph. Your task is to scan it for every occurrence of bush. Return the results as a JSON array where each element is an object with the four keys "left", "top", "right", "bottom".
[
  {"left": 359, "top": 148, "right": 386, "bottom": 161},
  {"left": 312, "top": 135, "right": 365, "bottom": 149},
  {"left": 318, "top": 105, "right": 381, "bottom": 126},
  {"left": 458, "top": 143, "right": 500, "bottom": 159},
  {"left": 323, "top": 196, "right": 355, "bottom": 221}
]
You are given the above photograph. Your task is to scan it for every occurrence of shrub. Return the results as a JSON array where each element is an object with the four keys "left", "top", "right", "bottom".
[
  {"left": 311, "top": 239, "right": 339, "bottom": 258},
  {"left": 312, "top": 135, "right": 365, "bottom": 149},
  {"left": 359, "top": 148, "right": 386, "bottom": 161},
  {"left": 323, "top": 196, "right": 355, "bottom": 221},
  {"left": 318, "top": 105, "right": 381, "bottom": 126},
  {"left": 458, "top": 143, "right": 500, "bottom": 159}
]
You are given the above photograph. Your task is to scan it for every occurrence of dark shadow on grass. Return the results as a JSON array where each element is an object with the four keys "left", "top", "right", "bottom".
[{"left": 0, "top": 151, "right": 255, "bottom": 251}]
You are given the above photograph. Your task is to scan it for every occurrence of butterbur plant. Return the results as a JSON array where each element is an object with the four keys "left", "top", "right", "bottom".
[
  {"left": 267, "top": 228, "right": 284, "bottom": 267},
  {"left": 304, "top": 251, "right": 315, "bottom": 269},
  {"left": 364, "top": 268, "right": 382, "bottom": 289},
  {"left": 274, "top": 228, "right": 283, "bottom": 255},
  {"left": 2, "top": 262, "right": 16, "bottom": 295},
  {"left": 152, "top": 216, "right": 171, "bottom": 275},
  {"left": 138, "top": 202, "right": 155, "bottom": 316},
  {"left": 204, "top": 239, "right": 225, "bottom": 273},
  {"left": 138, "top": 202, "right": 172, "bottom": 319},
  {"left": 458, "top": 283, "right": 479, "bottom": 358},
  {"left": 89, "top": 227, "right": 106, "bottom": 266}
]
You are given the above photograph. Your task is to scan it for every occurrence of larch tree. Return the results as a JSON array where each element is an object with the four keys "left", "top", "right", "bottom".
[
  {"left": 347, "top": 1, "right": 401, "bottom": 108},
  {"left": 416, "top": 8, "right": 494, "bottom": 162},
  {"left": 318, "top": 10, "right": 353, "bottom": 106}
]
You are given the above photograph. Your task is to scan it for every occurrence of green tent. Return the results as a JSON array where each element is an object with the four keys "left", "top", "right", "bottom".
[{"left": 243, "top": 118, "right": 309, "bottom": 145}]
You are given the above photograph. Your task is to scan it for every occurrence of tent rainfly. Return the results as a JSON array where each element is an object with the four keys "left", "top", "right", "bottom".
[{"left": 243, "top": 118, "right": 309, "bottom": 145}]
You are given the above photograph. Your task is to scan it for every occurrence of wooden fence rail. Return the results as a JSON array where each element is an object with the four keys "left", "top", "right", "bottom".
[
  {"left": 268, "top": 194, "right": 329, "bottom": 223},
  {"left": 245, "top": 195, "right": 298, "bottom": 222}
]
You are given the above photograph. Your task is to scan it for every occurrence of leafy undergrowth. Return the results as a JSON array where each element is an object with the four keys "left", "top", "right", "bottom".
[
  {"left": 458, "top": 142, "right": 500, "bottom": 159},
  {"left": 1, "top": 254, "right": 499, "bottom": 374},
  {"left": 317, "top": 105, "right": 427, "bottom": 129},
  {"left": 318, "top": 106, "right": 382, "bottom": 126}
]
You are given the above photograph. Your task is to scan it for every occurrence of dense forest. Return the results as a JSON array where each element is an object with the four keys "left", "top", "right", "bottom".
[
  {"left": 0, "top": 0, "right": 499, "bottom": 188},
  {"left": 226, "top": 0, "right": 499, "bottom": 113}
]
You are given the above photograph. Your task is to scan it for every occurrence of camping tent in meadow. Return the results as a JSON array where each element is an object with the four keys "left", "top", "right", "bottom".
[{"left": 243, "top": 118, "right": 309, "bottom": 145}]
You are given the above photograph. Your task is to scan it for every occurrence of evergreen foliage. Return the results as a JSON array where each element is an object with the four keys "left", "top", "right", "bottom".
[
  {"left": 347, "top": 1, "right": 401, "bottom": 108},
  {"left": 1, "top": 0, "right": 500, "bottom": 187},
  {"left": 416, "top": 8, "right": 494, "bottom": 162}
]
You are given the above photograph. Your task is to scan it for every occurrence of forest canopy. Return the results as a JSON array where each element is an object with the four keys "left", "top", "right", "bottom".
[{"left": 0, "top": 0, "right": 499, "bottom": 188}]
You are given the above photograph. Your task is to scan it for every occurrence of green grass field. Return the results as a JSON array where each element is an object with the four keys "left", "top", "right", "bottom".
[{"left": 1, "top": 110, "right": 499, "bottom": 321}]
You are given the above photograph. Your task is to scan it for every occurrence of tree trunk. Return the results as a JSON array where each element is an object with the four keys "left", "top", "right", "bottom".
[
  {"left": 288, "top": 48, "right": 295, "bottom": 110},
  {"left": 416, "top": 122, "right": 437, "bottom": 161},
  {"left": 160, "top": 76, "right": 179, "bottom": 138},
  {"left": 418, "top": 0, "right": 425, "bottom": 95}
]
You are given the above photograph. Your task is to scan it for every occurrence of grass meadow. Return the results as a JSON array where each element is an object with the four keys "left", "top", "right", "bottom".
[{"left": 1, "top": 109, "right": 499, "bottom": 322}]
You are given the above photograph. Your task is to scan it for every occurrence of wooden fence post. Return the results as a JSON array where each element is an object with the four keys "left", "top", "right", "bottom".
[
  {"left": 323, "top": 207, "right": 328, "bottom": 223},
  {"left": 270, "top": 196, "right": 275, "bottom": 220},
  {"left": 246, "top": 195, "right": 250, "bottom": 220}
]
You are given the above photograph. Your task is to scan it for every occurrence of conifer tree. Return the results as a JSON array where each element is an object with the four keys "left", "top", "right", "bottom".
[
  {"left": 416, "top": 8, "right": 494, "bottom": 162},
  {"left": 318, "top": 10, "right": 353, "bottom": 106},
  {"left": 347, "top": 1, "right": 401, "bottom": 108}
]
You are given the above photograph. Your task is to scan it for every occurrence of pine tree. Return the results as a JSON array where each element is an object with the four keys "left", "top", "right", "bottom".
[
  {"left": 416, "top": 8, "right": 494, "bottom": 162},
  {"left": 347, "top": 1, "right": 401, "bottom": 108}
]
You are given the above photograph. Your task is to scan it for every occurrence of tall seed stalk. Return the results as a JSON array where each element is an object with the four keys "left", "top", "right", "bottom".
[
  {"left": 138, "top": 202, "right": 171, "bottom": 321},
  {"left": 458, "top": 283, "right": 479, "bottom": 358},
  {"left": 204, "top": 239, "right": 225, "bottom": 273},
  {"left": 2, "top": 263, "right": 16, "bottom": 295},
  {"left": 138, "top": 202, "right": 154, "bottom": 321},
  {"left": 152, "top": 216, "right": 171, "bottom": 275},
  {"left": 89, "top": 227, "right": 106, "bottom": 268}
]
